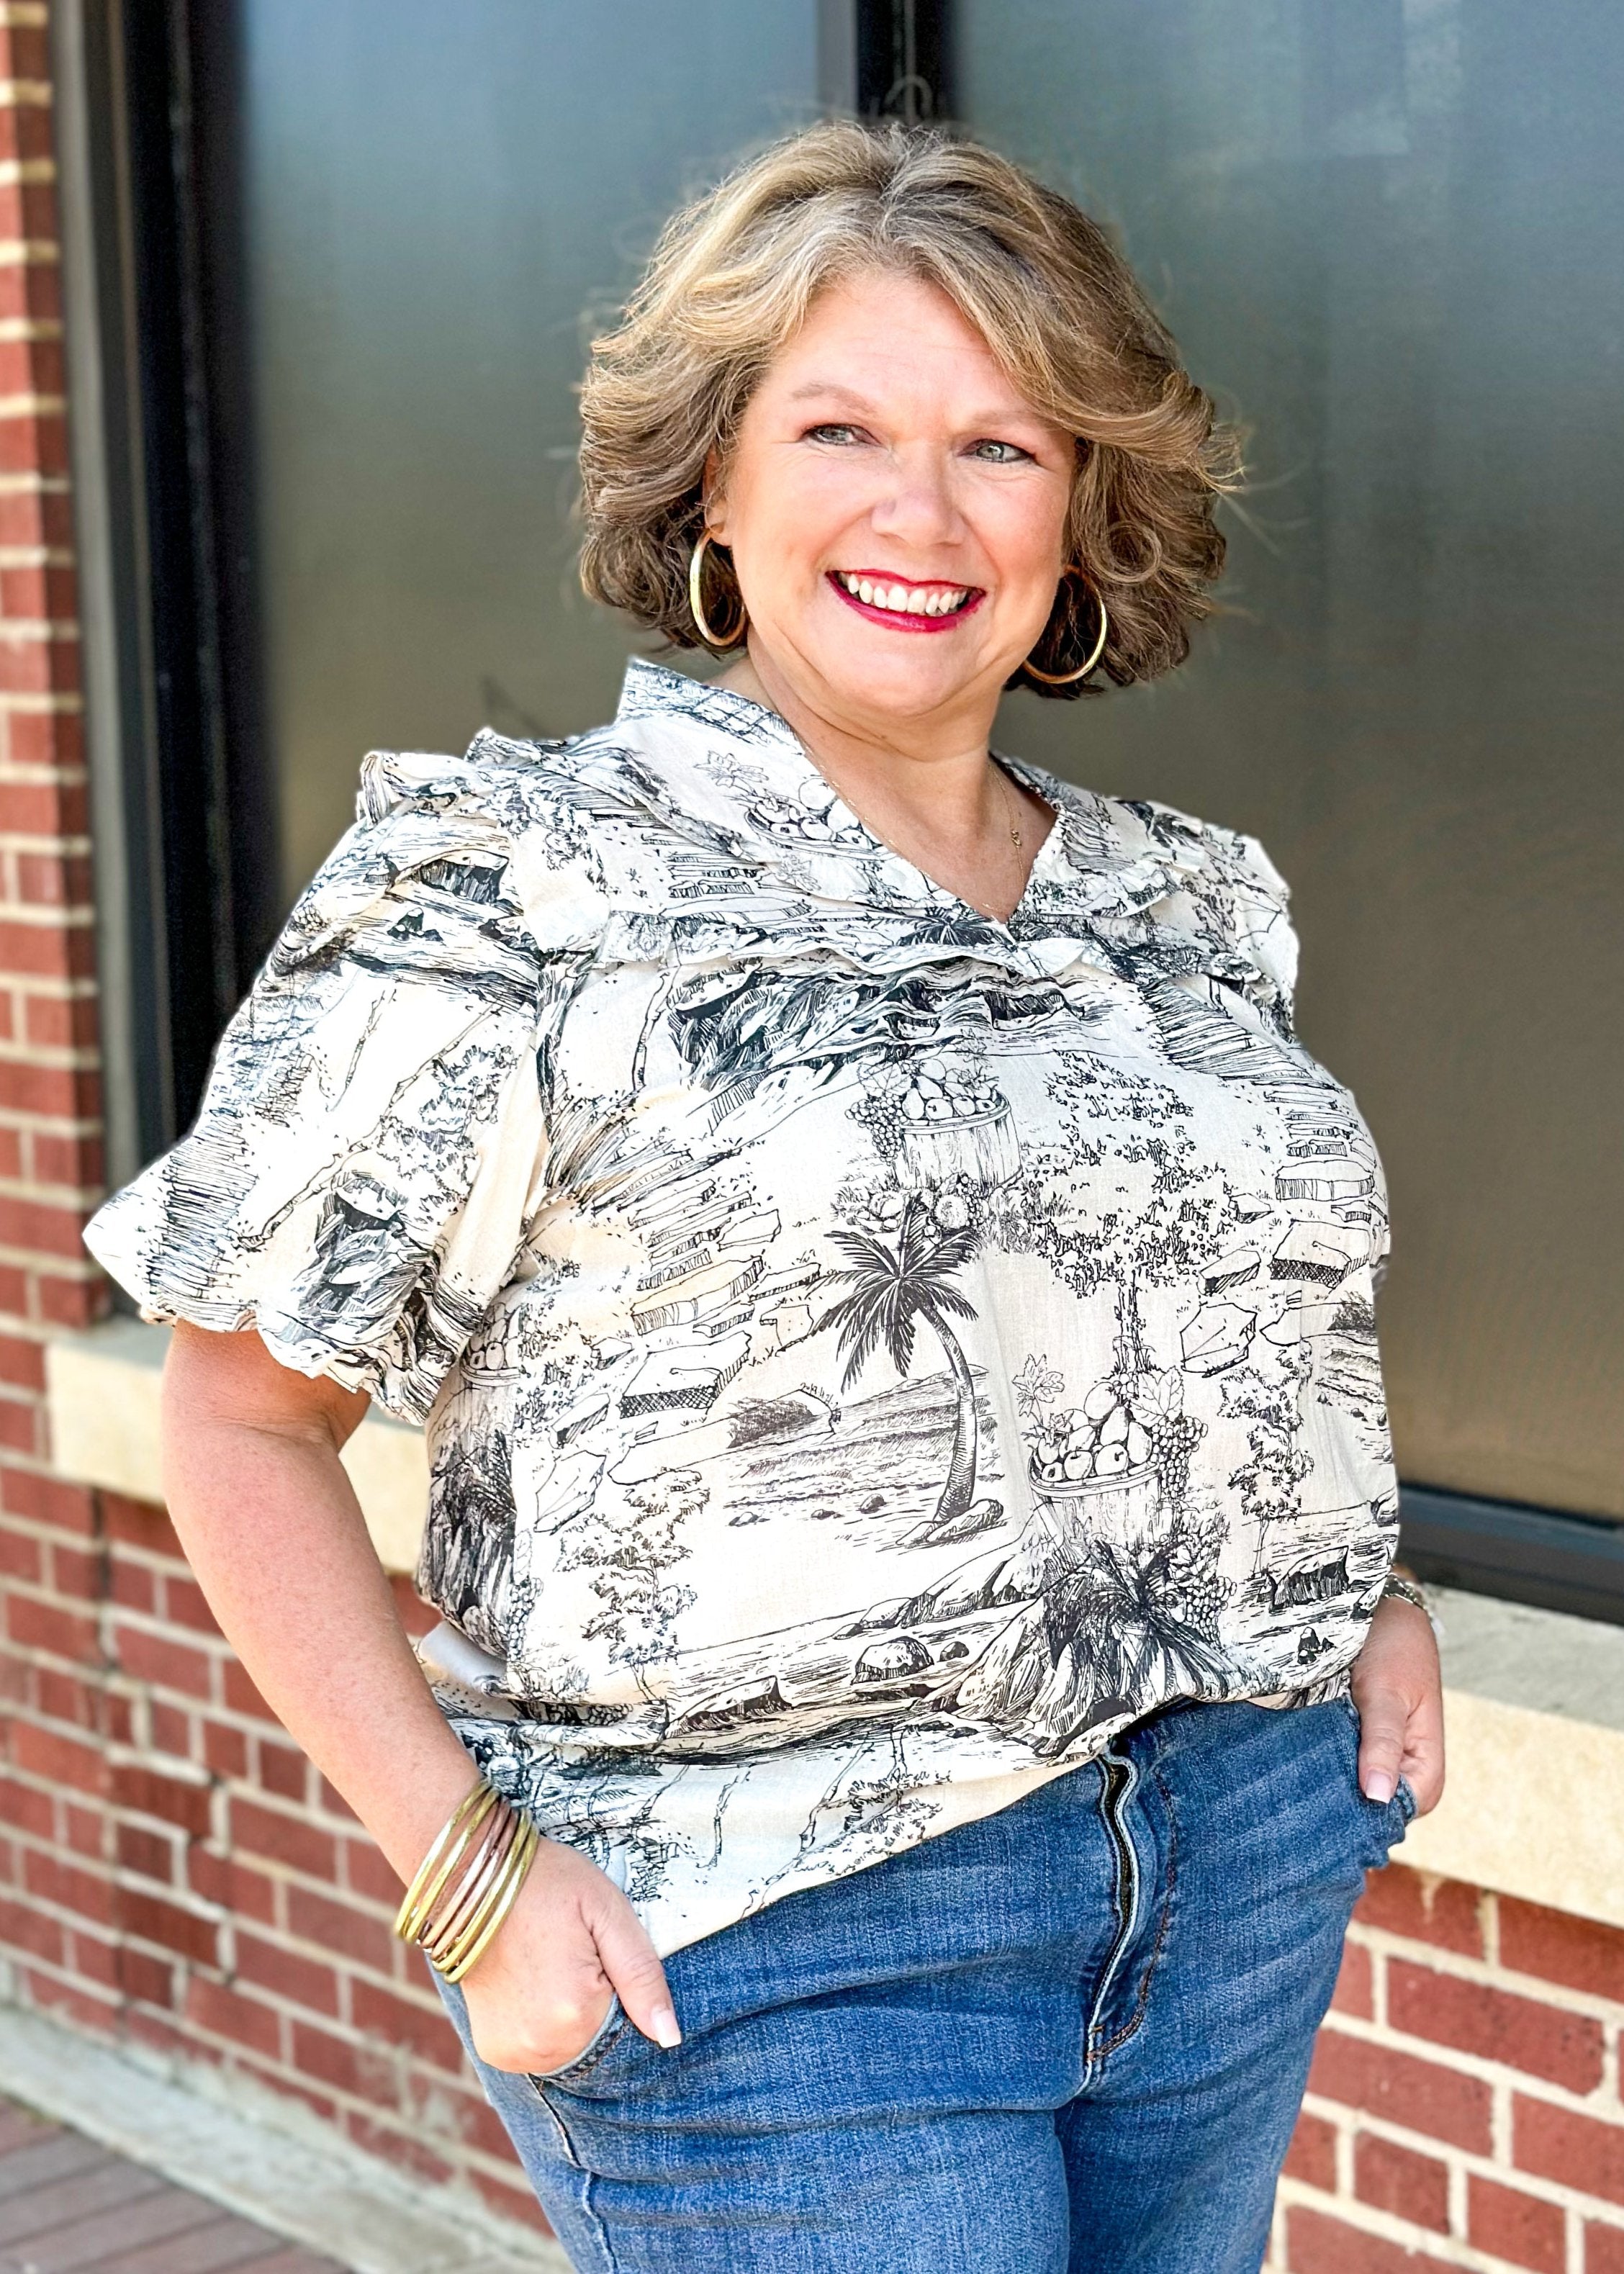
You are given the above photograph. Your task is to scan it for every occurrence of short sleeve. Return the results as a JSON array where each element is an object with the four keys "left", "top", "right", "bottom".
[
  {"left": 84, "top": 752, "right": 571, "bottom": 1422},
  {"left": 1228, "top": 829, "right": 1300, "bottom": 1027}
]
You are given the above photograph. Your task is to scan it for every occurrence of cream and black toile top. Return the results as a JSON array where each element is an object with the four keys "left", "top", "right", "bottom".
[{"left": 86, "top": 658, "right": 1399, "bottom": 1955}]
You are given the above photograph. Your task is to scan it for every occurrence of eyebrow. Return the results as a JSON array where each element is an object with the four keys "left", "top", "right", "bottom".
[{"left": 783, "top": 377, "right": 1052, "bottom": 430}]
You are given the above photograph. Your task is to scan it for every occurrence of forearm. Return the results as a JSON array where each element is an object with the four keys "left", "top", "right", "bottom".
[{"left": 161, "top": 1336, "right": 473, "bottom": 1885}]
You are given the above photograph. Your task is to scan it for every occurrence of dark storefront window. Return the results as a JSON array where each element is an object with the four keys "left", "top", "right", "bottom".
[{"left": 63, "top": 0, "right": 1624, "bottom": 1615}]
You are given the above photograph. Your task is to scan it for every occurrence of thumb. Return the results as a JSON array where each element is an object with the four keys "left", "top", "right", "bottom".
[
  {"left": 587, "top": 1888, "right": 682, "bottom": 2050},
  {"left": 1356, "top": 1689, "right": 1409, "bottom": 1805}
]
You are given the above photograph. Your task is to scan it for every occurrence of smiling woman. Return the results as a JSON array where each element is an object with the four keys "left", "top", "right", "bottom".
[{"left": 82, "top": 118, "right": 1441, "bottom": 2274}]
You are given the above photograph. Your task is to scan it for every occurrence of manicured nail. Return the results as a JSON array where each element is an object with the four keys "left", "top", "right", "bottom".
[
  {"left": 651, "top": 2004, "right": 682, "bottom": 2048},
  {"left": 1364, "top": 1771, "right": 1395, "bottom": 1804}
]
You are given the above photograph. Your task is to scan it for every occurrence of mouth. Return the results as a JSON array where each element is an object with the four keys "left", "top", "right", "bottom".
[{"left": 827, "top": 570, "right": 985, "bottom": 634}]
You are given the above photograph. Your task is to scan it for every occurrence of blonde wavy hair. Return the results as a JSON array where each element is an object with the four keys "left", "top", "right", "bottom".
[{"left": 578, "top": 121, "right": 1238, "bottom": 698}]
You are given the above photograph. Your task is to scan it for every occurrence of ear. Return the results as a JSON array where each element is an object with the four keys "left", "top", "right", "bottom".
[{"left": 700, "top": 446, "right": 728, "bottom": 541}]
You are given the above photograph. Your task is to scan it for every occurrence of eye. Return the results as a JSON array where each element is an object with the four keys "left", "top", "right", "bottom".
[
  {"left": 968, "top": 438, "right": 1036, "bottom": 464},
  {"left": 803, "top": 422, "right": 870, "bottom": 446}
]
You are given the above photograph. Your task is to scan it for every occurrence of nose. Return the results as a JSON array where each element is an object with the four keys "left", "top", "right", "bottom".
[{"left": 868, "top": 443, "right": 966, "bottom": 551}]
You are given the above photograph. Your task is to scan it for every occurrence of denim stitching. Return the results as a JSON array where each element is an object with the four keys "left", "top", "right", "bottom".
[{"left": 1096, "top": 1756, "right": 1178, "bottom": 2060}]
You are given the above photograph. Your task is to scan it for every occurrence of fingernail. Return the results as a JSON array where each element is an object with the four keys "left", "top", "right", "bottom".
[
  {"left": 651, "top": 2004, "right": 682, "bottom": 2049},
  {"left": 1364, "top": 1772, "right": 1395, "bottom": 1804}
]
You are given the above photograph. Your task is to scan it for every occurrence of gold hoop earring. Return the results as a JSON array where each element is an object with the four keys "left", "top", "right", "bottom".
[
  {"left": 687, "top": 532, "right": 748, "bottom": 650},
  {"left": 1023, "top": 569, "right": 1109, "bottom": 686}
]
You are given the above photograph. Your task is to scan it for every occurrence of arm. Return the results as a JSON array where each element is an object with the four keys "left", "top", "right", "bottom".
[
  {"left": 161, "top": 1321, "right": 680, "bottom": 2068},
  {"left": 1350, "top": 1575, "right": 1445, "bottom": 1815}
]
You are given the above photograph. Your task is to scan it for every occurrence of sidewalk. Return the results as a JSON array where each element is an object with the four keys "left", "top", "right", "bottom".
[{"left": 0, "top": 2098, "right": 344, "bottom": 2274}]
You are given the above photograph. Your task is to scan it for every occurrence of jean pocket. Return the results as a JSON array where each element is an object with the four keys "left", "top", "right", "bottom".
[
  {"left": 526, "top": 1991, "right": 627, "bottom": 2093},
  {"left": 1394, "top": 1775, "right": 1418, "bottom": 1826}
]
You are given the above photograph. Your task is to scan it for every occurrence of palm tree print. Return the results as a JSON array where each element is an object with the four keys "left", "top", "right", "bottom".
[{"left": 818, "top": 1195, "right": 983, "bottom": 1539}]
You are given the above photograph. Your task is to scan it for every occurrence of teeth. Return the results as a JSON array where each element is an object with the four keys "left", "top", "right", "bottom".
[{"left": 838, "top": 573, "right": 968, "bottom": 615}]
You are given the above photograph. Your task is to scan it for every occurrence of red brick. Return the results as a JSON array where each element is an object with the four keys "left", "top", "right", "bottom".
[
  {"left": 185, "top": 1846, "right": 277, "bottom": 1925},
  {"left": 0, "top": 1393, "right": 41, "bottom": 1453},
  {"left": 109, "top": 1756, "right": 212, "bottom": 1834},
  {"left": 222, "top": 1657, "right": 276, "bottom": 1722},
  {"left": 10, "top": 1716, "right": 108, "bottom": 1794},
  {"left": 1286, "top": 2206, "right": 1458, "bottom": 2274},
  {"left": 46, "top": 1540, "right": 102, "bottom": 1600},
  {"left": 35, "top": 1270, "right": 103, "bottom": 1330},
  {"left": 29, "top": 1127, "right": 102, "bottom": 1188},
  {"left": 230, "top": 1796, "right": 336, "bottom": 1882},
  {"left": 0, "top": 1769, "right": 53, "bottom": 1838},
  {"left": 1, "top": 1466, "right": 94, "bottom": 1532},
  {"left": 0, "top": 780, "right": 86, "bottom": 834},
  {"left": 62, "top": 1800, "right": 104, "bottom": 1859},
  {"left": 34, "top": 1663, "right": 100, "bottom": 1729},
  {"left": 108, "top": 1555, "right": 155, "bottom": 1613},
  {"left": 1516, "top": 2097, "right": 1624, "bottom": 2208},
  {"left": 22, "top": 988, "right": 99, "bottom": 1050},
  {"left": 202, "top": 1718, "right": 248, "bottom": 1778},
  {"left": 0, "top": 1890, "right": 63, "bottom": 1962},
  {"left": 101, "top": 1491, "right": 179, "bottom": 1554},
  {"left": 287, "top": 1883, "right": 395, "bottom": 1974},
  {"left": 1353, "top": 1867, "right": 1487, "bottom": 1955},
  {"left": 0, "top": 1522, "right": 40, "bottom": 1579},
  {"left": 187, "top": 1973, "right": 283, "bottom": 2060},
  {"left": 342, "top": 1835, "right": 401, "bottom": 1907},
  {"left": 289, "top": 2018, "right": 382, "bottom": 2103},
  {"left": 1587, "top": 2222, "right": 1624, "bottom": 2273},
  {"left": 256, "top": 1739, "right": 307, "bottom": 1803},
  {"left": 316, "top": 1776, "right": 358, "bottom": 1823},
  {"left": 116, "top": 1884, "right": 220, "bottom": 1966},
  {"left": 6, "top": 1587, "right": 97, "bottom": 1660},
  {"left": 24, "top": 1972, "right": 121, "bottom": 2035},
  {"left": 1284, "top": 2109, "right": 1339, "bottom": 2190},
  {"left": 470, "top": 2167, "right": 554, "bottom": 2238},
  {"left": 0, "top": 1333, "right": 45, "bottom": 1391},
  {"left": 351, "top": 1977, "right": 463, "bottom": 2072},
  {"left": 1468, "top": 2175, "right": 1566, "bottom": 2274},
  {"left": 1309, "top": 2027, "right": 1493, "bottom": 2153},
  {"left": 114, "top": 1820, "right": 177, "bottom": 1883},
  {"left": 1389, "top": 1958, "right": 1605, "bottom": 2093},
  {"left": 147, "top": 1699, "right": 194, "bottom": 1759},
  {"left": 1332, "top": 1939, "right": 1374, "bottom": 2019},
  {"left": 114, "top": 1623, "right": 216, "bottom": 1700},
  {"left": 234, "top": 1931, "right": 341, "bottom": 2017},
  {"left": 22, "top": 1842, "right": 112, "bottom": 1922},
  {"left": 116, "top": 1943, "right": 177, "bottom": 2008},
  {"left": 1354, "top": 2133, "right": 1450, "bottom": 2231},
  {"left": 1500, "top": 1901, "right": 1624, "bottom": 2005},
  {"left": 160, "top": 1571, "right": 221, "bottom": 1636}
]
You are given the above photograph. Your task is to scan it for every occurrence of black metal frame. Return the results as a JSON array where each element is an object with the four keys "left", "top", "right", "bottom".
[
  {"left": 52, "top": 0, "right": 272, "bottom": 1170},
  {"left": 1401, "top": 1486, "right": 1624, "bottom": 1628},
  {"left": 51, "top": 0, "right": 1624, "bottom": 1628}
]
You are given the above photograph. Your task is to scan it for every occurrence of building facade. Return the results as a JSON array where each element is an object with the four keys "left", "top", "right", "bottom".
[{"left": 0, "top": 5, "right": 1620, "bottom": 2270}]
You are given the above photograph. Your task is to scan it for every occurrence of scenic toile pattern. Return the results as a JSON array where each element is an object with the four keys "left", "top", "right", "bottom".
[{"left": 86, "top": 658, "right": 1399, "bottom": 1957}]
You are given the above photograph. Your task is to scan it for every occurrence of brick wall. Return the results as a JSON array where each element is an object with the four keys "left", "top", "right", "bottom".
[
  {"left": 0, "top": 6, "right": 1618, "bottom": 2270},
  {"left": 1273, "top": 1872, "right": 1624, "bottom": 2274}
]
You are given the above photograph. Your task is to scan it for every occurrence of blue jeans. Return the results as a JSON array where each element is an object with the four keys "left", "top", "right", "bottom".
[{"left": 433, "top": 1697, "right": 1412, "bottom": 2272}]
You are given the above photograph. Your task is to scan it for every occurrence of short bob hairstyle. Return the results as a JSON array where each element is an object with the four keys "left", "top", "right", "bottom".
[{"left": 578, "top": 122, "right": 1238, "bottom": 698}]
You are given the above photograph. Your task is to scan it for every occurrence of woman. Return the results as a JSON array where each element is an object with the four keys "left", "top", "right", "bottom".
[{"left": 85, "top": 123, "right": 1443, "bottom": 2273}]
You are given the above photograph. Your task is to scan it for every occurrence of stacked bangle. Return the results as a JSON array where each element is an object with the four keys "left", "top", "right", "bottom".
[{"left": 393, "top": 1772, "right": 541, "bottom": 1984}]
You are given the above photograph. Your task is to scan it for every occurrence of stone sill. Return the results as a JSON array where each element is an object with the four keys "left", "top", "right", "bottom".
[{"left": 44, "top": 1320, "right": 1624, "bottom": 1936}]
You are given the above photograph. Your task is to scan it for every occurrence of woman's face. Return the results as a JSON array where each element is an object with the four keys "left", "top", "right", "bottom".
[{"left": 706, "top": 269, "right": 1076, "bottom": 739}]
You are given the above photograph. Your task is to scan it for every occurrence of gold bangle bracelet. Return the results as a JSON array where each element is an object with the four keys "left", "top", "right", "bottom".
[
  {"left": 438, "top": 1820, "right": 540, "bottom": 1983},
  {"left": 420, "top": 1802, "right": 523, "bottom": 1964},
  {"left": 434, "top": 1818, "right": 538, "bottom": 1977},
  {"left": 393, "top": 1775, "right": 497, "bottom": 1944},
  {"left": 397, "top": 1785, "right": 500, "bottom": 1944}
]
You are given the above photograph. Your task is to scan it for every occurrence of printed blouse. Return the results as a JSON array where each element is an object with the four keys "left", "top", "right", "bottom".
[{"left": 85, "top": 658, "right": 1399, "bottom": 1957}]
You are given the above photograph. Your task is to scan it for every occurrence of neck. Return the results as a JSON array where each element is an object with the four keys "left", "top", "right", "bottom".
[{"left": 716, "top": 641, "right": 1009, "bottom": 847}]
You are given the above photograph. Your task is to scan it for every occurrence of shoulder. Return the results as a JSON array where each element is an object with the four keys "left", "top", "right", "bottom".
[
  {"left": 1118, "top": 792, "right": 1299, "bottom": 1007},
  {"left": 346, "top": 727, "right": 633, "bottom": 956}
]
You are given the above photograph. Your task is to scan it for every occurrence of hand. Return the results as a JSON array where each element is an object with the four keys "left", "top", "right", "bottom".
[
  {"left": 457, "top": 1836, "right": 680, "bottom": 2075},
  {"left": 1350, "top": 1590, "right": 1445, "bottom": 1817}
]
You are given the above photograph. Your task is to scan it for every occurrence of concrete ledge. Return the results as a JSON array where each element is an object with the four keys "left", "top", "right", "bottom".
[
  {"left": 46, "top": 1317, "right": 430, "bottom": 1574},
  {"left": 0, "top": 1993, "right": 565, "bottom": 2274},
  {"left": 41, "top": 1327, "right": 1624, "bottom": 1933}
]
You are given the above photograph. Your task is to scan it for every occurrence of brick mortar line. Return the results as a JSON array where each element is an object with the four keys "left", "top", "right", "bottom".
[
  {"left": 0, "top": 394, "right": 67, "bottom": 419},
  {"left": 0, "top": 898, "right": 94, "bottom": 923},
  {"left": 1278, "top": 2171, "right": 1615, "bottom": 2272},
  {"left": 1320, "top": 2010, "right": 1623, "bottom": 2119},
  {"left": 0, "top": 1034, "right": 103, "bottom": 1065},
  {"left": 0, "top": 831, "right": 94, "bottom": 852},
  {"left": 1302, "top": 2090, "right": 1624, "bottom": 2219},
  {"left": 1351, "top": 1925, "right": 1624, "bottom": 2026},
  {"left": 0, "top": 546, "right": 74, "bottom": 567}
]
